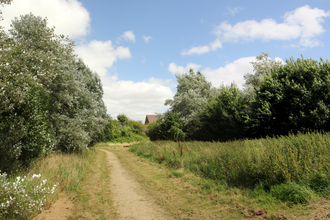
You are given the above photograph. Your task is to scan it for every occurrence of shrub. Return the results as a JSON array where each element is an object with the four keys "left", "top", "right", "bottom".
[
  {"left": 146, "top": 112, "right": 186, "bottom": 141},
  {"left": 0, "top": 171, "right": 58, "bottom": 218}
]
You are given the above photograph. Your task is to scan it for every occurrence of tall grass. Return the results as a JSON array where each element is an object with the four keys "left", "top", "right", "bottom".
[
  {"left": 28, "top": 149, "right": 96, "bottom": 194},
  {"left": 130, "top": 132, "right": 330, "bottom": 200},
  {"left": 1, "top": 149, "right": 96, "bottom": 219}
]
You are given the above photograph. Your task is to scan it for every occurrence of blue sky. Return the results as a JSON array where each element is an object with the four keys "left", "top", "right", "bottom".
[{"left": 2, "top": 0, "right": 330, "bottom": 121}]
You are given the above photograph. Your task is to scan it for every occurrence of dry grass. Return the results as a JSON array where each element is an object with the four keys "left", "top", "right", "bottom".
[
  {"left": 110, "top": 141, "right": 330, "bottom": 219},
  {"left": 23, "top": 149, "right": 96, "bottom": 219},
  {"left": 106, "top": 145, "right": 245, "bottom": 219},
  {"left": 69, "top": 145, "right": 117, "bottom": 219}
]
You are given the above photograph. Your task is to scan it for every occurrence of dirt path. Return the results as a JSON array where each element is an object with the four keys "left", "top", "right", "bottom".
[{"left": 99, "top": 149, "right": 169, "bottom": 220}]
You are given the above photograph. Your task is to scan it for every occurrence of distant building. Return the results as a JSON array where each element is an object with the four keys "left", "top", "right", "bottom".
[{"left": 145, "top": 115, "right": 159, "bottom": 125}]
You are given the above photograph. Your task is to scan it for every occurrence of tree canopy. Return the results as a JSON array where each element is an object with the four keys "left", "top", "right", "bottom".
[
  {"left": 165, "top": 69, "right": 219, "bottom": 126},
  {"left": 0, "top": 13, "right": 107, "bottom": 172},
  {"left": 247, "top": 56, "right": 330, "bottom": 137}
]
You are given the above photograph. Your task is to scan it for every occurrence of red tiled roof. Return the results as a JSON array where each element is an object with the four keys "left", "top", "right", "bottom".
[{"left": 145, "top": 115, "right": 159, "bottom": 125}]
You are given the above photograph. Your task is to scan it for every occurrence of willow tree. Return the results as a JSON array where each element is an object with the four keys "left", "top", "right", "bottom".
[
  {"left": 165, "top": 69, "right": 219, "bottom": 126},
  {"left": 0, "top": 13, "right": 107, "bottom": 171}
]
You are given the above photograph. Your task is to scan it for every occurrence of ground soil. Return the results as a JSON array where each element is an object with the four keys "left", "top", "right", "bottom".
[
  {"left": 99, "top": 149, "right": 170, "bottom": 220},
  {"left": 32, "top": 198, "right": 74, "bottom": 220}
]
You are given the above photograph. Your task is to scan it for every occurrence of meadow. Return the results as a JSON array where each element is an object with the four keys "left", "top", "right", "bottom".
[{"left": 130, "top": 131, "right": 330, "bottom": 204}]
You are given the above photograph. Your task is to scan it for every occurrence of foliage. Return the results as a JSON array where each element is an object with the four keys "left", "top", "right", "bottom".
[
  {"left": 129, "top": 119, "right": 145, "bottom": 134},
  {"left": 49, "top": 58, "right": 108, "bottom": 152},
  {"left": 246, "top": 56, "right": 330, "bottom": 138},
  {"left": 165, "top": 69, "right": 219, "bottom": 126},
  {"left": 146, "top": 112, "right": 186, "bottom": 141},
  {"left": 98, "top": 116, "right": 149, "bottom": 143},
  {"left": 0, "top": 13, "right": 107, "bottom": 172},
  {"left": 130, "top": 131, "right": 330, "bottom": 203},
  {"left": 0, "top": 171, "right": 58, "bottom": 218},
  {"left": 195, "top": 83, "right": 248, "bottom": 141},
  {"left": 117, "top": 114, "right": 129, "bottom": 126},
  {"left": 243, "top": 52, "right": 283, "bottom": 98},
  {"left": 270, "top": 183, "right": 315, "bottom": 204}
]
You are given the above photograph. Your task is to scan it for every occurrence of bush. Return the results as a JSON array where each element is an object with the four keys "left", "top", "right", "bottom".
[
  {"left": 98, "top": 117, "right": 149, "bottom": 143},
  {"left": 146, "top": 112, "right": 186, "bottom": 141},
  {"left": 195, "top": 83, "right": 247, "bottom": 141},
  {"left": 0, "top": 171, "right": 58, "bottom": 218}
]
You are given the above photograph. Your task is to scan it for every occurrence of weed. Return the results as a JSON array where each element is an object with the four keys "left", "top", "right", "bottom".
[
  {"left": 270, "top": 183, "right": 316, "bottom": 204},
  {"left": 171, "top": 171, "right": 183, "bottom": 178}
]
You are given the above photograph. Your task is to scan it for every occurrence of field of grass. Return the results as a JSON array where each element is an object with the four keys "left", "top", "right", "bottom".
[{"left": 129, "top": 132, "right": 330, "bottom": 207}]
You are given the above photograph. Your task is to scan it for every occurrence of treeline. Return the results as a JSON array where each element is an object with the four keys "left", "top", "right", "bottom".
[
  {"left": 0, "top": 13, "right": 108, "bottom": 172},
  {"left": 147, "top": 52, "right": 330, "bottom": 141},
  {"left": 98, "top": 114, "right": 149, "bottom": 143}
]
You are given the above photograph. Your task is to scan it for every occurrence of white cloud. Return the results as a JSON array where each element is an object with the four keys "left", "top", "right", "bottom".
[
  {"left": 143, "top": 35, "right": 152, "bottom": 43},
  {"left": 214, "top": 5, "right": 330, "bottom": 47},
  {"left": 119, "top": 30, "right": 136, "bottom": 42},
  {"left": 146, "top": 77, "right": 176, "bottom": 88},
  {"left": 2, "top": 0, "right": 90, "bottom": 39},
  {"left": 181, "top": 39, "right": 222, "bottom": 56},
  {"left": 203, "top": 57, "right": 255, "bottom": 89},
  {"left": 101, "top": 76, "right": 174, "bottom": 121},
  {"left": 224, "top": 7, "right": 243, "bottom": 16},
  {"left": 168, "top": 62, "right": 202, "bottom": 74},
  {"left": 75, "top": 39, "right": 173, "bottom": 121},
  {"left": 75, "top": 40, "right": 131, "bottom": 77},
  {"left": 160, "top": 61, "right": 163, "bottom": 66}
]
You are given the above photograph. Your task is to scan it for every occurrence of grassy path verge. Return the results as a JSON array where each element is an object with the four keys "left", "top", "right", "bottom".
[
  {"left": 69, "top": 145, "right": 117, "bottom": 219},
  {"left": 99, "top": 145, "right": 244, "bottom": 219}
]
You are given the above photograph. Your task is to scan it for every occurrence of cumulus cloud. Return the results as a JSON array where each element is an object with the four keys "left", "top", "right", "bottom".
[
  {"left": 118, "top": 30, "right": 136, "bottom": 42},
  {"left": 75, "top": 40, "right": 131, "bottom": 77},
  {"left": 168, "top": 62, "right": 202, "bottom": 74},
  {"left": 181, "top": 39, "right": 222, "bottom": 56},
  {"left": 214, "top": 5, "right": 330, "bottom": 47},
  {"left": 2, "top": 0, "right": 90, "bottom": 39},
  {"left": 168, "top": 57, "right": 283, "bottom": 89},
  {"left": 143, "top": 35, "right": 152, "bottom": 43},
  {"left": 75, "top": 40, "right": 173, "bottom": 121},
  {"left": 101, "top": 76, "right": 174, "bottom": 121},
  {"left": 203, "top": 57, "right": 256, "bottom": 88}
]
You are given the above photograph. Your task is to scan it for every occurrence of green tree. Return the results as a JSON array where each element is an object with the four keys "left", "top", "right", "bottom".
[
  {"left": 247, "top": 56, "right": 330, "bottom": 138},
  {"left": 0, "top": 13, "right": 107, "bottom": 171},
  {"left": 146, "top": 112, "right": 185, "bottom": 141},
  {"left": 165, "top": 69, "right": 219, "bottom": 126},
  {"left": 244, "top": 52, "right": 283, "bottom": 98},
  {"left": 196, "top": 83, "right": 247, "bottom": 141},
  {"left": 117, "top": 114, "right": 129, "bottom": 126}
]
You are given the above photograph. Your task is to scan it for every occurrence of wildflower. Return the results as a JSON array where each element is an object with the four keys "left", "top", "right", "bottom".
[{"left": 31, "top": 174, "right": 41, "bottom": 180}]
